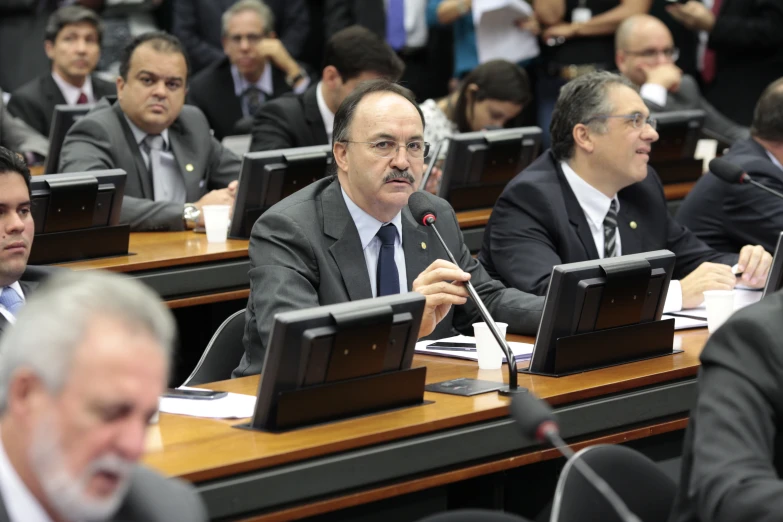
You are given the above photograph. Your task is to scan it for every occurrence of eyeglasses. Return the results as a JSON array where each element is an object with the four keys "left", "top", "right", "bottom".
[
  {"left": 582, "top": 112, "right": 658, "bottom": 130},
  {"left": 341, "top": 140, "right": 431, "bottom": 159},
  {"left": 227, "top": 33, "right": 266, "bottom": 45},
  {"left": 623, "top": 47, "right": 680, "bottom": 62}
]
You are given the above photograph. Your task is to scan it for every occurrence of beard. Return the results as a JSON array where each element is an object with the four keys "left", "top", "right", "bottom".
[{"left": 28, "top": 416, "right": 134, "bottom": 522}]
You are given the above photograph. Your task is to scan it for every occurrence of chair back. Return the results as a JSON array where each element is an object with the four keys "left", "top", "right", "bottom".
[
  {"left": 551, "top": 444, "right": 677, "bottom": 522},
  {"left": 182, "top": 309, "right": 246, "bottom": 386}
]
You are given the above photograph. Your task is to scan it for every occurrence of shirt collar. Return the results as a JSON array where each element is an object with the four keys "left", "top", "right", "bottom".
[
  {"left": 123, "top": 114, "right": 170, "bottom": 150},
  {"left": 0, "top": 431, "right": 55, "bottom": 522},
  {"left": 316, "top": 81, "right": 335, "bottom": 143},
  {"left": 340, "top": 186, "right": 403, "bottom": 250},
  {"left": 560, "top": 161, "right": 620, "bottom": 231},
  {"left": 51, "top": 71, "right": 94, "bottom": 106},
  {"left": 231, "top": 63, "right": 273, "bottom": 98},
  {"left": 766, "top": 149, "right": 783, "bottom": 172}
]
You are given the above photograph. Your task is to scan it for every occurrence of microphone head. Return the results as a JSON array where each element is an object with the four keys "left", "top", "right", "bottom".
[
  {"left": 709, "top": 158, "right": 748, "bottom": 184},
  {"left": 509, "top": 391, "right": 558, "bottom": 442},
  {"left": 408, "top": 191, "right": 437, "bottom": 226}
]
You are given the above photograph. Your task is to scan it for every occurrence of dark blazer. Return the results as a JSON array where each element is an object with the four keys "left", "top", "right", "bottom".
[
  {"left": 0, "top": 265, "right": 57, "bottom": 337},
  {"left": 188, "top": 57, "right": 292, "bottom": 141},
  {"left": 171, "top": 0, "right": 310, "bottom": 73},
  {"left": 0, "top": 464, "right": 206, "bottom": 522},
  {"left": 642, "top": 74, "right": 749, "bottom": 146},
  {"left": 58, "top": 101, "right": 241, "bottom": 232},
  {"left": 705, "top": 0, "right": 783, "bottom": 126},
  {"left": 234, "top": 176, "right": 545, "bottom": 377},
  {"left": 677, "top": 138, "right": 783, "bottom": 253},
  {"left": 478, "top": 151, "right": 738, "bottom": 296},
  {"left": 0, "top": 88, "right": 48, "bottom": 156},
  {"left": 669, "top": 291, "right": 783, "bottom": 522},
  {"left": 249, "top": 84, "right": 328, "bottom": 152},
  {"left": 324, "top": 0, "right": 385, "bottom": 38},
  {"left": 7, "top": 74, "right": 116, "bottom": 137}
]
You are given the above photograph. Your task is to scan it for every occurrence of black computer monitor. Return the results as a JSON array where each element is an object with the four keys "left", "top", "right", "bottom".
[
  {"left": 44, "top": 104, "right": 93, "bottom": 174},
  {"left": 28, "top": 170, "right": 128, "bottom": 264},
  {"left": 432, "top": 127, "right": 542, "bottom": 212},
  {"left": 762, "top": 232, "right": 783, "bottom": 298},
  {"left": 246, "top": 292, "right": 426, "bottom": 431},
  {"left": 529, "top": 250, "right": 676, "bottom": 375},
  {"left": 229, "top": 144, "right": 332, "bottom": 238}
]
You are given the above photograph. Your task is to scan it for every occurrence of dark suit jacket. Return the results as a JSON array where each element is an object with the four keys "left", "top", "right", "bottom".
[
  {"left": 324, "top": 0, "right": 385, "bottom": 38},
  {"left": 249, "top": 84, "right": 328, "bottom": 152},
  {"left": 642, "top": 74, "right": 749, "bottom": 146},
  {"left": 0, "top": 88, "right": 48, "bottom": 156},
  {"left": 171, "top": 0, "right": 310, "bottom": 73},
  {"left": 188, "top": 57, "right": 292, "bottom": 141},
  {"left": 478, "top": 151, "right": 738, "bottom": 296},
  {"left": 669, "top": 291, "right": 783, "bottom": 522},
  {"left": 705, "top": 0, "right": 783, "bottom": 126},
  {"left": 0, "top": 464, "right": 206, "bottom": 522},
  {"left": 58, "top": 101, "right": 241, "bottom": 231},
  {"left": 234, "top": 176, "right": 545, "bottom": 377},
  {"left": 0, "top": 265, "right": 57, "bottom": 337},
  {"left": 7, "top": 74, "right": 116, "bottom": 137},
  {"left": 677, "top": 138, "right": 783, "bottom": 253}
]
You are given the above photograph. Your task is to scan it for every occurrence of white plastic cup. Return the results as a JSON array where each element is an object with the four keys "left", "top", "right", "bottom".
[
  {"left": 203, "top": 205, "right": 230, "bottom": 243},
  {"left": 473, "top": 322, "right": 508, "bottom": 370},
  {"left": 703, "top": 290, "right": 735, "bottom": 333}
]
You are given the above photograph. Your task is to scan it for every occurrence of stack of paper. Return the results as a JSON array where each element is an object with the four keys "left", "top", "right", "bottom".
[
  {"left": 473, "top": 0, "right": 539, "bottom": 64},
  {"left": 159, "top": 388, "right": 256, "bottom": 419},
  {"left": 415, "top": 335, "right": 534, "bottom": 363}
]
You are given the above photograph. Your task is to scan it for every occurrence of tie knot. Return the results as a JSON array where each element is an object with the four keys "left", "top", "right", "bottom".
[
  {"left": 376, "top": 224, "right": 398, "bottom": 246},
  {"left": 144, "top": 134, "right": 165, "bottom": 151},
  {"left": 605, "top": 199, "right": 618, "bottom": 221}
]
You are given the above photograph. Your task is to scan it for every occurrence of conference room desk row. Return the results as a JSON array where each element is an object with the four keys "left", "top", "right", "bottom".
[{"left": 141, "top": 329, "right": 708, "bottom": 521}]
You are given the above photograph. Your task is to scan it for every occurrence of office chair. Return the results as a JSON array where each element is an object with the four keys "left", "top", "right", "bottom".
[
  {"left": 550, "top": 444, "right": 677, "bottom": 522},
  {"left": 417, "top": 510, "right": 534, "bottom": 522},
  {"left": 182, "top": 309, "right": 246, "bottom": 386}
]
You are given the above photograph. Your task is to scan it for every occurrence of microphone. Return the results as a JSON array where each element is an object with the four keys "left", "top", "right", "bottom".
[
  {"left": 408, "top": 192, "right": 524, "bottom": 395},
  {"left": 509, "top": 393, "right": 642, "bottom": 522},
  {"left": 709, "top": 158, "right": 783, "bottom": 200}
]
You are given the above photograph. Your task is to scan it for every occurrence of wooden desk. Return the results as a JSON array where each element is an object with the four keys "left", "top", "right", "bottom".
[{"left": 144, "top": 329, "right": 708, "bottom": 520}]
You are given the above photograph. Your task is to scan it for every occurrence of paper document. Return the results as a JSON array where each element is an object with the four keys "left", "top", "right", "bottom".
[
  {"left": 663, "top": 314, "right": 708, "bottom": 330},
  {"left": 415, "top": 335, "right": 534, "bottom": 363},
  {"left": 159, "top": 387, "right": 256, "bottom": 419},
  {"left": 473, "top": 0, "right": 539, "bottom": 64}
]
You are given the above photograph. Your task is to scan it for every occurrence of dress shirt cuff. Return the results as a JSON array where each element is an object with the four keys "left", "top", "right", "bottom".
[
  {"left": 662, "top": 280, "right": 683, "bottom": 314},
  {"left": 640, "top": 83, "right": 668, "bottom": 108},
  {"left": 292, "top": 76, "right": 311, "bottom": 95}
]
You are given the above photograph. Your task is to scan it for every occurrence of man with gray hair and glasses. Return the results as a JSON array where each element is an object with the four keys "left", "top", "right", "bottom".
[
  {"left": 0, "top": 271, "right": 207, "bottom": 521},
  {"left": 480, "top": 71, "right": 771, "bottom": 313}
]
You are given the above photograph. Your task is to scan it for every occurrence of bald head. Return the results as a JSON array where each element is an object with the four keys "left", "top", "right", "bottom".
[
  {"left": 616, "top": 15, "right": 677, "bottom": 86},
  {"left": 615, "top": 15, "right": 670, "bottom": 51}
]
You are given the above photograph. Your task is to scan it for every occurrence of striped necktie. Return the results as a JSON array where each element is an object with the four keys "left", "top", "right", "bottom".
[{"left": 603, "top": 199, "right": 619, "bottom": 258}]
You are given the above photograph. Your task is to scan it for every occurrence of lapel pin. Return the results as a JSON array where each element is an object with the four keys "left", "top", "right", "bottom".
[
  {"left": 421, "top": 242, "right": 427, "bottom": 250},
  {"left": 185, "top": 163, "right": 194, "bottom": 172},
  {"left": 630, "top": 221, "right": 638, "bottom": 230}
]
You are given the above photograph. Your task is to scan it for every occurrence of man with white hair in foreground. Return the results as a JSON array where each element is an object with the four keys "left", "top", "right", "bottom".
[{"left": 0, "top": 271, "right": 207, "bottom": 522}]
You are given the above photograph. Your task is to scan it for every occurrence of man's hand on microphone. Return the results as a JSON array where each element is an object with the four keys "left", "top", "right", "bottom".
[{"left": 412, "top": 259, "right": 470, "bottom": 338}]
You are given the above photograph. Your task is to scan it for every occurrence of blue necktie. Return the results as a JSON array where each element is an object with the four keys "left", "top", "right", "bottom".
[
  {"left": 376, "top": 224, "right": 400, "bottom": 297},
  {"left": 0, "top": 287, "right": 23, "bottom": 317},
  {"left": 386, "top": 0, "right": 406, "bottom": 51}
]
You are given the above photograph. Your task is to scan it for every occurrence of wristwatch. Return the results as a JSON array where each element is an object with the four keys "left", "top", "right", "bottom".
[
  {"left": 183, "top": 204, "right": 201, "bottom": 229},
  {"left": 286, "top": 70, "right": 305, "bottom": 88}
]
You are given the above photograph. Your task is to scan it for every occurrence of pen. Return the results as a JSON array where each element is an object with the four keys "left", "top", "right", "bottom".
[{"left": 425, "top": 346, "right": 477, "bottom": 352}]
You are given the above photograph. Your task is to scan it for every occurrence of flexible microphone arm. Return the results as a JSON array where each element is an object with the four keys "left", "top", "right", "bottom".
[
  {"left": 423, "top": 216, "right": 523, "bottom": 395},
  {"left": 744, "top": 175, "right": 783, "bottom": 200}
]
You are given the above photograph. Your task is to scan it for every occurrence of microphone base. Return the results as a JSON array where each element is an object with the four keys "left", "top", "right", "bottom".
[{"left": 498, "top": 385, "right": 529, "bottom": 397}]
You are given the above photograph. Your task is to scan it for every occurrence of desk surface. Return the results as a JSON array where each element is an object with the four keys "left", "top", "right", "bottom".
[{"left": 143, "top": 328, "right": 708, "bottom": 484}]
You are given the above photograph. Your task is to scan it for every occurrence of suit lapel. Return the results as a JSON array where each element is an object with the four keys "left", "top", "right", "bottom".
[
  {"left": 113, "top": 103, "right": 154, "bottom": 199},
  {"left": 303, "top": 86, "right": 329, "bottom": 145},
  {"left": 168, "top": 119, "right": 204, "bottom": 200},
  {"left": 215, "top": 60, "right": 244, "bottom": 130},
  {"left": 617, "top": 199, "right": 643, "bottom": 255},
  {"left": 322, "top": 181, "right": 374, "bottom": 301},
  {"left": 0, "top": 488, "right": 10, "bottom": 522},
  {"left": 556, "top": 164, "right": 600, "bottom": 259},
  {"left": 43, "top": 74, "right": 67, "bottom": 106},
  {"left": 401, "top": 207, "right": 429, "bottom": 292}
]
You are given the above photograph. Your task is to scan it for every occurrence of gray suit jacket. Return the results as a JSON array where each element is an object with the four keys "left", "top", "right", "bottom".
[
  {"left": 0, "top": 89, "right": 48, "bottom": 157},
  {"left": 234, "top": 177, "right": 545, "bottom": 377},
  {"left": 642, "top": 74, "right": 749, "bottom": 146},
  {"left": 0, "top": 465, "right": 207, "bottom": 522},
  {"left": 58, "top": 101, "right": 241, "bottom": 231},
  {"left": 0, "top": 265, "right": 56, "bottom": 337}
]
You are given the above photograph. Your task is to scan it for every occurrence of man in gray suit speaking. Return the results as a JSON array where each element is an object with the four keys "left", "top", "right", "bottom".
[
  {"left": 59, "top": 32, "right": 241, "bottom": 231},
  {"left": 615, "top": 15, "right": 749, "bottom": 146},
  {"left": 234, "top": 79, "right": 544, "bottom": 377},
  {"left": 0, "top": 270, "right": 207, "bottom": 522}
]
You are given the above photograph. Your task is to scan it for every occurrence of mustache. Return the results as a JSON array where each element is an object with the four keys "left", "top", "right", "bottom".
[{"left": 382, "top": 170, "right": 416, "bottom": 184}]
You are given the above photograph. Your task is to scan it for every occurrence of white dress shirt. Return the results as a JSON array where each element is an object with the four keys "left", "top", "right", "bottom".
[
  {"left": 640, "top": 83, "right": 668, "bottom": 108},
  {"left": 341, "top": 187, "right": 408, "bottom": 297},
  {"left": 316, "top": 81, "right": 335, "bottom": 144},
  {"left": 231, "top": 63, "right": 310, "bottom": 118},
  {"left": 0, "top": 281, "right": 25, "bottom": 325},
  {"left": 51, "top": 71, "right": 94, "bottom": 105},
  {"left": 124, "top": 116, "right": 187, "bottom": 204},
  {"left": 766, "top": 150, "right": 783, "bottom": 172},
  {"left": 0, "top": 433, "right": 54, "bottom": 522},
  {"left": 561, "top": 161, "right": 683, "bottom": 312}
]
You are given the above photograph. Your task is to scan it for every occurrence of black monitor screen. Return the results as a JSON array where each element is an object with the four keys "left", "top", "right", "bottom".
[
  {"left": 529, "top": 250, "right": 676, "bottom": 374},
  {"left": 649, "top": 109, "right": 705, "bottom": 164},
  {"left": 45, "top": 104, "right": 92, "bottom": 174},
  {"left": 762, "top": 232, "right": 783, "bottom": 298},
  {"left": 433, "top": 127, "right": 542, "bottom": 212},
  {"left": 229, "top": 145, "right": 332, "bottom": 238}
]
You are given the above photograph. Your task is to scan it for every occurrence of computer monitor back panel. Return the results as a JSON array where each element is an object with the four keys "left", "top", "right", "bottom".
[
  {"left": 45, "top": 104, "right": 92, "bottom": 174},
  {"left": 649, "top": 109, "right": 706, "bottom": 163},
  {"left": 763, "top": 232, "right": 783, "bottom": 298}
]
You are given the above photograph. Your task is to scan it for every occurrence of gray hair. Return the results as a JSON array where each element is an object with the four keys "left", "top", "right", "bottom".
[
  {"left": 222, "top": 0, "right": 275, "bottom": 37},
  {"left": 549, "top": 71, "right": 637, "bottom": 161},
  {"left": 0, "top": 271, "right": 175, "bottom": 412}
]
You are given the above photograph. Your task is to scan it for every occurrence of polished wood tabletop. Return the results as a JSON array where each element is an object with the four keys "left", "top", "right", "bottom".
[{"left": 142, "top": 328, "right": 708, "bottom": 483}]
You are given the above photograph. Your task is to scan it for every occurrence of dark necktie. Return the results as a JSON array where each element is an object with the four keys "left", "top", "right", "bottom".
[
  {"left": 243, "top": 87, "right": 264, "bottom": 117},
  {"left": 603, "top": 199, "right": 619, "bottom": 258},
  {"left": 701, "top": 0, "right": 722, "bottom": 85},
  {"left": 76, "top": 92, "right": 88, "bottom": 104},
  {"left": 376, "top": 224, "right": 400, "bottom": 297}
]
